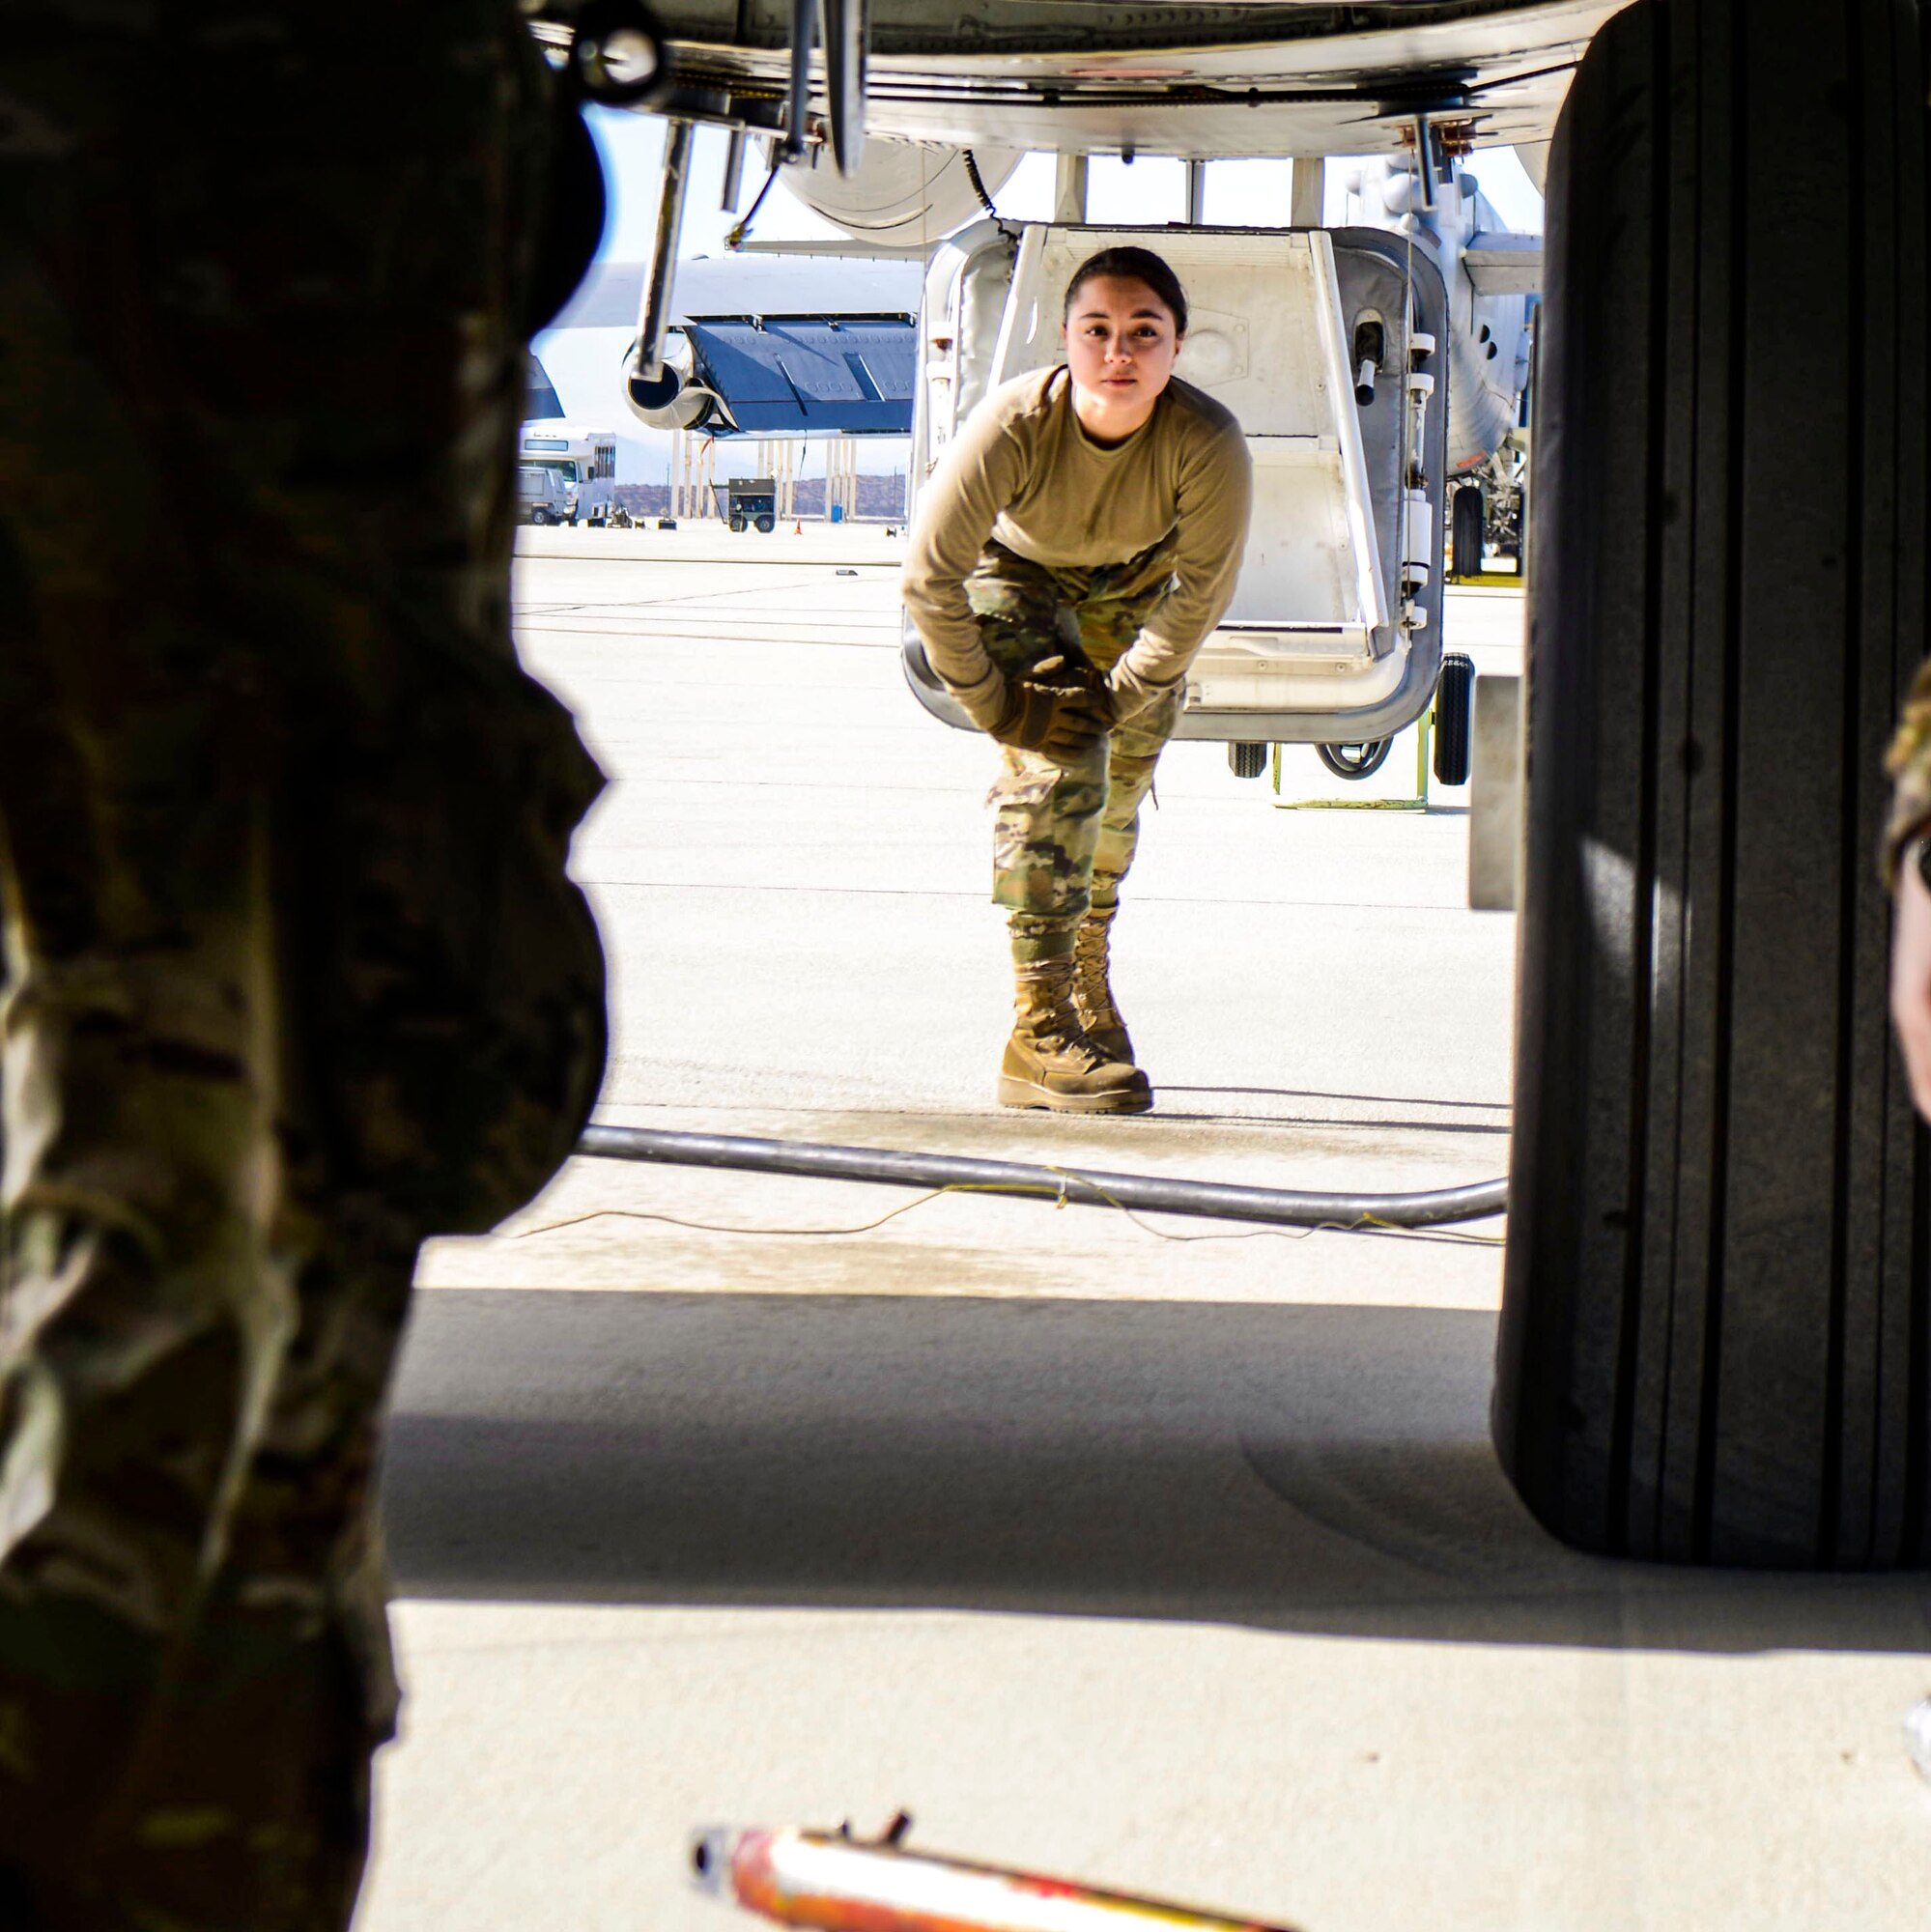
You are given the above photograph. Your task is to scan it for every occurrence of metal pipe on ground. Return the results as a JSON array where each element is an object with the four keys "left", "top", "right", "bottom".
[
  {"left": 692, "top": 1823, "right": 1305, "bottom": 1932},
  {"left": 577, "top": 1126, "right": 1507, "bottom": 1231}
]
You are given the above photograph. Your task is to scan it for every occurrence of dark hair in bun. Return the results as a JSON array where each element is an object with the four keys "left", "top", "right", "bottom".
[{"left": 1062, "top": 245, "right": 1189, "bottom": 336}]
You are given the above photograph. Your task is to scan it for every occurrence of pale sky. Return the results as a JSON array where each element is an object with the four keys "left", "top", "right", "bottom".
[{"left": 535, "top": 114, "right": 1546, "bottom": 484}]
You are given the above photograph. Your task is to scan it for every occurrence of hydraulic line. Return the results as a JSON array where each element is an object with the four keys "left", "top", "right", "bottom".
[{"left": 578, "top": 1125, "right": 1506, "bottom": 1231}]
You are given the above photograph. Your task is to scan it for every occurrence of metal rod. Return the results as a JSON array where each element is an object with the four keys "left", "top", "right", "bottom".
[
  {"left": 1411, "top": 112, "right": 1438, "bottom": 211},
  {"left": 693, "top": 1825, "right": 1305, "bottom": 1932},
  {"left": 634, "top": 118, "right": 694, "bottom": 384},
  {"left": 822, "top": 0, "right": 866, "bottom": 175},
  {"left": 1289, "top": 154, "right": 1325, "bottom": 227},
  {"left": 721, "top": 128, "right": 747, "bottom": 212},
  {"left": 1052, "top": 153, "right": 1088, "bottom": 223},
  {"left": 578, "top": 1125, "right": 1506, "bottom": 1230},
  {"left": 1184, "top": 157, "right": 1207, "bottom": 225},
  {"left": 784, "top": 0, "right": 815, "bottom": 160}
]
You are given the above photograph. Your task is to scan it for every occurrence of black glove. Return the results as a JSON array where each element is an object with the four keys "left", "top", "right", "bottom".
[{"left": 987, "top": 655, "right": 1113, "bottom": 761}]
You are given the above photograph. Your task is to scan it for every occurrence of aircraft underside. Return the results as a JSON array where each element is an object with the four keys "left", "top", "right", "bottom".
[{"left": 624, "top": 0, "right": 1616, "bottom": 156}]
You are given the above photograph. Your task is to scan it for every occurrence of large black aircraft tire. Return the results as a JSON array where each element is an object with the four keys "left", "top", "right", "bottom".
[
  {"left": 1433, "top": 652, "right": 1474, "bottom": 787},
  {"left": 1451, "top": 484, "right": 1486, "bottom": 580},
  {"left": 1495, "top": 0, "right": 1931, "bottom": 1567}
]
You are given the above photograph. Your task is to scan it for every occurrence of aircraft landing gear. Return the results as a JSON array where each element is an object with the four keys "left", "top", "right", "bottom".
[
  {"left": 1432, "top": 652, "right": 1473, "bottom": 787},
  {"left": 1496, "top": 0, "right": 1930, "bottom": 1569},
  {"left": 1450, "top": 483, "right": 1486, "bottom": 580}
]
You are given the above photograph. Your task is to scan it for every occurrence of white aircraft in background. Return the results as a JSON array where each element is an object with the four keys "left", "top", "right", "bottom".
[{"left": 532, "top": 0, "right": 1931, "bottom": 1581}]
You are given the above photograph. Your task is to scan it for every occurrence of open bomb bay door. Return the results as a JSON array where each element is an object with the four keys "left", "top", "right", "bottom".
[{"left": 901, "top": 221, "right": 1448, "bottom": 750}]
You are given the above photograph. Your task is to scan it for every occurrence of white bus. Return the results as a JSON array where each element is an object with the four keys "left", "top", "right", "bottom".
[{"left": 518, "top": 421, "right": 617, "bottom": 512}]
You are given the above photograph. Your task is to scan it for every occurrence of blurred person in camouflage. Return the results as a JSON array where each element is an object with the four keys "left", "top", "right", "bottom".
[
  {"left": 0, "top": 6, "right": 607, "bottom": 1927},
  {"left": 901, "top": 245, "right": 1253, "bottom": 1115}
]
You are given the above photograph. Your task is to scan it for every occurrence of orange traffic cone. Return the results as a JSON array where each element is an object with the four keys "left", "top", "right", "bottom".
[{"left": 793, "top": 520, "right": 802, "bottom": 535}]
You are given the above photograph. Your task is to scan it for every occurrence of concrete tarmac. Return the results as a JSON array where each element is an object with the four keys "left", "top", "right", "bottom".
[{"left": 359, "top": 526, "right": 1931, "bottom": 1932}]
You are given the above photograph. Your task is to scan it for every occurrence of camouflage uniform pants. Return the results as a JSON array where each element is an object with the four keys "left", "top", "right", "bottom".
[
  {"left": 967, "top": 534, "right": 1183, "bottom": 958},
  {"left": 0, "top": 8, "right": 605, "bottom": 1928}
]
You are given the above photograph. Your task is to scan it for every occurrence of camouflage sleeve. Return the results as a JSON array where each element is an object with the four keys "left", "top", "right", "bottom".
[{"left": 1884, "top": 654, "right": 1931, "bottom": 885}]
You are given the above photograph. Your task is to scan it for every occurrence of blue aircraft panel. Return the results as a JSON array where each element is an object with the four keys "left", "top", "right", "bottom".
[{"left": 683, "top": 316, "right": 916, "bottom": 436}]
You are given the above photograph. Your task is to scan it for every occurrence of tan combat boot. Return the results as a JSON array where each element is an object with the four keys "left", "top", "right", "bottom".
[
  {"left": 1072, "top": 903, "right": 1135, "bottom": 1067},
  {"left": 998, "top": 953, "right": 1152, "bottom": 1114}
]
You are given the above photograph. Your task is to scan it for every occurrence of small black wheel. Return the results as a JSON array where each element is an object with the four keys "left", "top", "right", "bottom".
[
  {"left": 1227, "top": 742, "right": 1268, "bottom": 780},
  {"left": 754, "top": 513, "right": 776, "bottom": 534},
  {"left": 1450, "top": 484, "right": 1486, "bottom": 579},
  {"left": 1433, "top": 652, "right": 1474, "bottom": 785},
  {"left": 1317, "top": 739, "right": 1392, "bottom": 781},
  {"left": 528, "top": 509, "right": 552, "bottom": 527},
  {"left": 729, "top": 514, "right": 746, "bottom": 533}
]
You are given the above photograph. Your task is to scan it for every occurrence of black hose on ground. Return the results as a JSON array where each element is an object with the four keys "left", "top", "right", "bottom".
[{"left": 577, "top": 1125, "right": 1507, "bottom": 1231}]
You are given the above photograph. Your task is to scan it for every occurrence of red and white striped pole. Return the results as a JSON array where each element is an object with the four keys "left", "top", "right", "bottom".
[{"left": 691, "top": 1824, "right": 1304, "bottom": 1932}]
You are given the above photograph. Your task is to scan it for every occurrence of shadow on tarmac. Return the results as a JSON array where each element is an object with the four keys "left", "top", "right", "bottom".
[{"left": 383, "top": 1291, "right": 1931, "bottom": 1654}]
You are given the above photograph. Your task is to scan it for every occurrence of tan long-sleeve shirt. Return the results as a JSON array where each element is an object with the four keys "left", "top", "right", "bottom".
[{"left": 900, "top": 365, "right": 1253, "bottom": 721}]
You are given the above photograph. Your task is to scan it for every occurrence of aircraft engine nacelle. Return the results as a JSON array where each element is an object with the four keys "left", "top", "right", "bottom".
[
  {"left": 621, "top": 330, "right": 722, "bottom": 432},
  {"left": 1442, "top": 285, "right": 1530, "bottom": 475},
  {"left": 776, "top": 139, "right": 1020, "bottom": 249}
]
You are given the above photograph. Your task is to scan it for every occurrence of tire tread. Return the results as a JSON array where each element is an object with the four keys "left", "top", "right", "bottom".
[{"left": 1496, "top": 0, "right": 1931, "bottom": 1568}]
